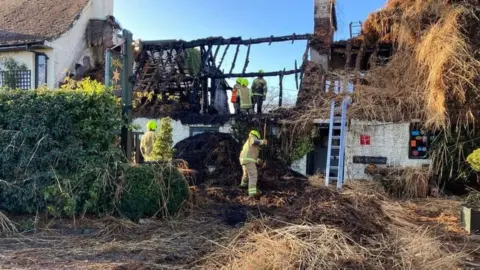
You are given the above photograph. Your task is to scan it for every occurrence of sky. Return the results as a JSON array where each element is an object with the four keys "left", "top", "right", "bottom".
[{"left": 114, "top": 0, "right": 387, "bottom": 107}]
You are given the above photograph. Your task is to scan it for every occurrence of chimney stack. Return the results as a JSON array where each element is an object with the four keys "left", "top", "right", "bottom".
[{"left": 311, "top": 0, "right": 336, "bottom": 71}]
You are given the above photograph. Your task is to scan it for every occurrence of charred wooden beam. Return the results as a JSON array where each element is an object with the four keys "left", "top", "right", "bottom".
[
  {"left": 355, "top": 40, "right": 366, "bottom": 72},
  {"left": 294, "top": 60, "right": 299, "bottom": 90},
  {"left": 213, "top": 45, "right": 221, "bottom": 63},
  {"left": 151, "top": 68, "right": 304, "bottom": 83},
  {"left": 345, "top": 40, "right": 353, "bottom": 69},
  {"left": 230, "top": 44, "right": 240, "bottom": 74},
  {"left": 142, "top": 33, "right": 313, "bottom": 50},
  {"left": 242, "top": 40, "right": 252, "bottom": 74},
  {"left": 175, "top": 47, "right": 185, "bottom": 75},
  {"left": 218, "top": 41, "right": 231, "bottom": 70},
  {"left": 369, "top": 42, "right": 380, "bottom": 69},
  {"left": 279, "top": 69, "right": 285, "bottom": 107},
  {"left": 209, "top": 68, "right": 303, "bottom": 79}
]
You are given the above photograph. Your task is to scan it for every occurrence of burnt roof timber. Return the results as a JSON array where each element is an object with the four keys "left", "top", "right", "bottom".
[
  {"left": 154, "top": 68, "right": 303, "bottom": 83},
  {"left": 141, "top": 33, "right": 313, "bottom": 50}
]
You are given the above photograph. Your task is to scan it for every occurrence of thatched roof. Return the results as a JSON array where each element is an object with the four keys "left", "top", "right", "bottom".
[
  {"left": 297, "top": 0, "right": 480, "bottom": 130},
  {"left": 0, "top": 0, "right": 90, "bottom": 46}
]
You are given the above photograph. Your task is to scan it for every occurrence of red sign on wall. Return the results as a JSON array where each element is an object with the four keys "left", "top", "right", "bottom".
[{"left": 360, "top": 135, "right": 371, "bottom": 145}]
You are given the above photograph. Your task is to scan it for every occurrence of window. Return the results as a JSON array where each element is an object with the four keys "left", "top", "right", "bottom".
[
  {"left": 35, "top": 53, "right": 47, "bottom": 88},
  {"left": 408, "top": 123, "right": 434, "bottom": 159},
  {"left": 189, "top": 126, "right": 219, "bottom": 137}
]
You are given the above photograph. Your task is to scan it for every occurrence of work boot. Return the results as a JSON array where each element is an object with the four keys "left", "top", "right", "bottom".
[
  {"left": 248, "top": 191, "right": 262, "bottom": 199},
  {"left": 239, "top": 183, "right": 247, "bottom": 189}
]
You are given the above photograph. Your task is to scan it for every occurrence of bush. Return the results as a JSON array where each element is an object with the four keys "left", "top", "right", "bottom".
[
  {"left": 117, "top": 163, "right": 189, "bottom": 220},
  {"left": 467, "top": 148, "right": 480, "bottom": 172},
  {"left": 152, "top": 117, "right": 174, "bottom": 161},
  {"left": 0, "top": 81, "right": 122, "bottom": 215}
]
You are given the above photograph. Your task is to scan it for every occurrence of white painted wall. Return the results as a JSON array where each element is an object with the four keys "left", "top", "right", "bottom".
[
  {"left": 44, "top": 0, "right": 114, "bottom": 88},
  {"left": 345, "top": 120, "right": 431, "bottom": 180},
  {"left": 133, "top": 118, "right": 233, "bottom": 146},
  {"left": 0, "top": 0, "right": 114, "bottom": 89},
  {"left": 0, "top": 51, "right": 35, "bottom": 89},
  {"left": 291, "top": 155, "right": 308, "bottom": 175}
]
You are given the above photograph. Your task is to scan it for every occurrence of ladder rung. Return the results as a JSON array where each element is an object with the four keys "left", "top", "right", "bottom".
[
  {"left": 330, "top": 166, "right": 339, "bottom": 170},
  {"left": 331, "top": 156, "right": 339, "bottom": 159},
  {"left": 329, "top": 177, "right": 338, "bottom": 181},
  {"left": 333, "top": 117, "right": 342, "bottom": 121},
  {"left": 332, "top": 136, "right": 341, "bottom": 139},
  {"left": 331, "top": 145, "right": 340, "bottom": 150},
  {"left": 333, "top": 126, "right": 342, "bottom": 130}
]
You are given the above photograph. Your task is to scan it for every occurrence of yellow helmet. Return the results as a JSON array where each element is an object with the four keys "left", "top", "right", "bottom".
[
  {"left": 250, "top": 130, "right": 261, "bottom": 139},
  {"left": 147, "top": 120, "right": 157, "bottom": 131},
  {"left": 241, "top": 78, "right": 248, "bottom": 86},
  {"left": 236, "top": 77, "right": 242, "bottom": 84},
  {"left": 259, "top": 69, "right": 264, "bottom": 74}
]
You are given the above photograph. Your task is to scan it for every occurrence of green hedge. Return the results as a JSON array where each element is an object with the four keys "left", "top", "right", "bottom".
[
  {"left": 0, "top": 87, "right": 122, "bottom": 214},
  {"left": 0, "top": 85, "right": 189, "bottom": 219}
]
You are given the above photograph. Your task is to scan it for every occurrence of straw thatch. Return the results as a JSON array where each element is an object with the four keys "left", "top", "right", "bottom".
[{"left": 298, "top": 0, "right": 480, "bottom": 131}]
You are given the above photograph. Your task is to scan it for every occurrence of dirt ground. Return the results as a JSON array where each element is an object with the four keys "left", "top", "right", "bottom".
[{"left": 0, "top": 180, "right": 479, "bottom": 270}]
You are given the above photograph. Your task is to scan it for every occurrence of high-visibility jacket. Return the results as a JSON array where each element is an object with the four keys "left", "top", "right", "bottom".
[
  {"left": 231, "top": 83, "right": 241, "bottom": 103},
  {"left": 140, "top": 130, "right": 156, "bottom": 161},
  {"left": 239, "top": 135, "right": 266, "bottom": 165},
  {"left": 252, "top": 78, "right": 267, "bottom": 97},
  {"left": 238, "top": 86, "right": 252, "bottom": 109}
]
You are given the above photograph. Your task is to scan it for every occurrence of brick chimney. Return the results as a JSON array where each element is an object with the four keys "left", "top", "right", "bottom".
[{"left": 311, "top": 0, "right": 337, "bottom": 71}]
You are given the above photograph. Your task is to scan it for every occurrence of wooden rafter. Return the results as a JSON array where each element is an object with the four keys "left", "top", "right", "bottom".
[{"left": 142, "top": 33, "right": 313, "bottom": 50}]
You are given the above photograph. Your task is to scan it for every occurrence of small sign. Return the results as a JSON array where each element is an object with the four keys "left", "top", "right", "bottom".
[
  {"left": 106, "top": 50, "right": 124, "bottom": 92},
  {"left": 360, "top": 135, "right": 370, "bottom": 145},
  {"left": 353, "top": 156, "right": 387, "bottom": 164}
]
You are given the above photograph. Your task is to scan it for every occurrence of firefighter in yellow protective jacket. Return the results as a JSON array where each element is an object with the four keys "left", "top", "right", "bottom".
[
  {"left": 231, "top": 78, "right": 242, "bottom": 114},
  {"left": 238, "top": 78, "right": 253, "bottom": 114},
  {"left": 239, "top": 130, "right": 268, "bottom": 196},
  {"left": 251, "top": 70, "right": 267, "bottom": 114},
  {"left": 140, "top": 120, "right": 157, "bottom": 162}
]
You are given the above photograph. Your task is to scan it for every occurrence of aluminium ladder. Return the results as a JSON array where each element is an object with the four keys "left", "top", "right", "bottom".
[{"left": 325, "top": 97, "right": 348, "bottom": 189}]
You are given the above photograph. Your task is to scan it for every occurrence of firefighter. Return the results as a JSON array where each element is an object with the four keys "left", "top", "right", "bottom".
[
  {"left": 232, "top": 78, "right": 242, "bottom": 114},
  {"left": 140, "top": 120, "right": 157, "bottom": 162},
  {"left": 251, "top": 70, "right": 267, "bottom": 114},
  {"left": 238, "top": 78, "right": 253, "bottom": 114},
  {"left": 239, "top": 130, "right": 268, "bottom": 197}
]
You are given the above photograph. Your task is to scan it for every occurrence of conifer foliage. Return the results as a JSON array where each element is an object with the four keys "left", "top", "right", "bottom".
[{"left": 152, "top": 117, "right": 174, "bottom": 161}]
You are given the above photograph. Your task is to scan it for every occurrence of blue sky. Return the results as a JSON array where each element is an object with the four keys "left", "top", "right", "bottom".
[{"left": 115, "top": 0, "right": 386, "bottom": 106}]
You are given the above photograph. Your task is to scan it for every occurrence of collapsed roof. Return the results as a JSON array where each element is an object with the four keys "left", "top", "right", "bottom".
[{"left": 296, "top": 0, "right": 480, "bottom": 130}]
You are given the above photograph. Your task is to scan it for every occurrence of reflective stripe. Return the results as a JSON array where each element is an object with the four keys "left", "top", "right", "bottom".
[
  {"left": 248, "top": 187, "right": 257, "bottom": 195},
  {"left": 240, "top": 157, "right": 257, "bottom": 164}
]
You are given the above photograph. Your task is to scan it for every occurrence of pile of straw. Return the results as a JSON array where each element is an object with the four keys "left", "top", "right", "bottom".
[
  {"left": 378, "top": 167, "right": 430, "bottom": 199},
  {"left": 361, "top": 0, "right": 480, "bottom": 130}
]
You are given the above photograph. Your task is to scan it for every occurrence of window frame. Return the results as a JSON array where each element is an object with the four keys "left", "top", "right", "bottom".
[
  {"left": 35, "top": 53, "right": 48, "bottom": 88},
  {"left": 189, "top": 126, "right": 219, "bottom": 137}
]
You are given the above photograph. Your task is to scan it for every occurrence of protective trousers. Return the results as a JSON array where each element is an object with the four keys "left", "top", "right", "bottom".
[
  {"left": 253, "top": 95, "right": 263, "bottom": 114},
  {"left": 241, "top": 163, "right": 258, "bottom": 196}
]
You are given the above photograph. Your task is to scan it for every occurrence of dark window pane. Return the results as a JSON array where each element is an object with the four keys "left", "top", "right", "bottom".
[{"left": 36, "top": 55, "right": 47, "bottom": 87}]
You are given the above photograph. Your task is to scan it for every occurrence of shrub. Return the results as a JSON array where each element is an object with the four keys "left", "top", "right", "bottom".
[
  {"left": 152, "top": 117, "right": 174, "bottom": 161},
  {"left": 0, "top": 80, "right": 122, "bottom": 215},
  {"left": 117, "top": 163, "right": 189, "bottom": 220},
  {"left": 467, "top": 148, "right": 480, "bottom": 172}
]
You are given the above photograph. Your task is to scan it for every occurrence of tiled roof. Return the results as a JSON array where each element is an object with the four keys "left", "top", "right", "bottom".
[{"left": 0, "top": 0, "right": 91, "bottom": 46}]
